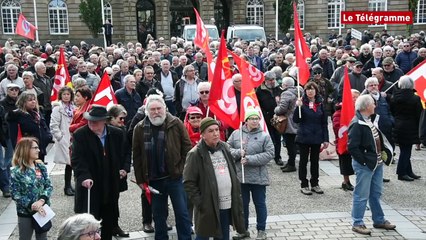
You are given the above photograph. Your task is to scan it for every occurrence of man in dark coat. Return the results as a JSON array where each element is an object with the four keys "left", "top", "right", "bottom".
[{"left": 71, "top": 106, "right": 125, "bottom": 239}]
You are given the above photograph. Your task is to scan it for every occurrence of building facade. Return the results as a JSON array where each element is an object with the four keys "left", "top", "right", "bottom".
[{"left": 1, "top": 0, "right": 425, "bottom": 45}]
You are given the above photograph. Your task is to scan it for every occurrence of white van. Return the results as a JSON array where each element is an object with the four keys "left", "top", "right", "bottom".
[
  {"left": 226, "top": 25, "right": 266, "bottom": 42},
  {"left": 182, "top": 24, "right": 219, "bottom": 44}
]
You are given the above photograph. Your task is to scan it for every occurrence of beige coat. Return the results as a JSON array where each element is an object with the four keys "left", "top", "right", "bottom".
[{"left": 50, "top": 101, "right": 73, "bottom": 164}]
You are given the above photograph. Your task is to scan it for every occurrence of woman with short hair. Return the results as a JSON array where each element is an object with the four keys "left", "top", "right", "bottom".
[{"left": 57, "top": 213, "right": 101, "bottom": 240}]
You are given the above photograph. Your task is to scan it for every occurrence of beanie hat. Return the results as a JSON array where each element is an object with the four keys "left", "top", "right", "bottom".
[
  {"left": 200, "top": 117, "right": 219, "bottom": 133},
  {"left": 244, "top": 106, "right": 260, "bottom": 121},
  {"left": 382, "top": 57, "right": 394, "bottom": 65}
]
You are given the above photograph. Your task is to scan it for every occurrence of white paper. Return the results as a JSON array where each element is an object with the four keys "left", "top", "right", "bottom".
[{"left": 32, "top": 204, "right": 55, "bottom": 227}]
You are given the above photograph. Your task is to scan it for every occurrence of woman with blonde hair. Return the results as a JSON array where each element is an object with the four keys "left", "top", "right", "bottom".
[{"left": 10, "top": 137, "right": 53, "bottom": 239}]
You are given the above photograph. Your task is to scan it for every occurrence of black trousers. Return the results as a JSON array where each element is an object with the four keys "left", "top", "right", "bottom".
[
  {"left": 105, "top": 34, "right": 112, "bottom": 46},
  {"left": 141, "top": 192, "right": 152, "bottom": 224},
  {"left": 266, "top": 124, "right": 281, "bottom": 160},
  {"left": 298, "top": 143, "right": 321, "bottom": 188},
  {"left": 284, "top": 134, "right": 297, "bottom": 166}
]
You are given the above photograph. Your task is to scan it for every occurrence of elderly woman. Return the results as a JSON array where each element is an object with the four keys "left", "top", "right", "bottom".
[
  {"left": 174, "top": 64, "right": 201, "bottom": 120},
  {"left": 274, "top": 77, "right": 303, "bottom": 173},
  {"left": 58, "top": 213, "right": 101, "bottom": 240},
  {"left": 184, "top": 106, "right": 203, "bottom": 147},
  {"left": 293, "top": 82, "right": 329, "bottom": 195},
  {"left": 21, "top": 71, "right": 44, "bottom": 105},
  {"left": 390, "top": 76, "right": 423, "bottom": 181},
  {"left": 227, "top": 107, "right": 274, "bottom": 240},
  {"left": 348, "top": 95, "right": 395, "bottom": 235}
]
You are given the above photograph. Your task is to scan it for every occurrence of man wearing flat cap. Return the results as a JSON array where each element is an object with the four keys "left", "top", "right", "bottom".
[{"left": 71, "top": 105, "right": 126, "bottom": 239}]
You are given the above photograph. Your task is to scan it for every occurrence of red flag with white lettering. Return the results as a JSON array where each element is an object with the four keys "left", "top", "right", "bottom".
[
  {"left": 293, "top": 2, "right": 311, "bottom": 85},
  {"left": 337, "top": 67, "right": 354, "bottom": 155},
  {"left": 208, "top": 32, "right": 239, "bottom": 129},
  {"left": 193, "top": 8, "right": 214, "bottom": 82},
  {"left": 15, "top": 13, "right": 37, "bottom": 40},
  {"left": 229, "top": 50, "right": 264, "bottom": 88},
  {"left": 51, "top": 48, "right": 71, "bottom": 101},
  {"left": 90, "top": 73, "right": 117, "bottom": 109}
]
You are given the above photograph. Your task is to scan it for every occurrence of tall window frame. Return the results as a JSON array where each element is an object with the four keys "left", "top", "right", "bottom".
[
  {"left": 1, "top": 0, "right": 21, "bottom": 34},
  {"left": 290, "top": 0, "right": 304, "bottom": 30},
  {"left": 368, "top": 0, "right": 387, "bottom": 27},
  {"left": 48, "top": 0, "right": 69, "bottom": 34},
  {"left": 328, "top": 0, "right": 345, "bottom": 29},
  {"left": 415, "top": 0, "right": 426, "bottom": 24},
  {"left": 246, "top": 0, "right": 264, "bottom": 27},
  {"left": 104, "top": 2, "right": 113, "bottom": 24}
]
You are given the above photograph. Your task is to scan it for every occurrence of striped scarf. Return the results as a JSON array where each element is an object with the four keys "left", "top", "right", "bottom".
[{"left": 143, "top": 119, "right": 168, "bottom": 180}]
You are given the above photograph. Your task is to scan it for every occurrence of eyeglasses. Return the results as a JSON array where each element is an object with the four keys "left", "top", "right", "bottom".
[
  {"left": 189, "top": 116, "right": 202, "bottom": 120},
  {"left": 80, "top": 229, "right": 100, "bottom": 239},
  {"left": 247, "top": 117, "right": 260, "bottom": 121},
  {"left": 368, "top": 84, "right": 378, "bottom": 87},
  {"left": 355, "top": 65, "right": 363, "bottom": 68},
  {"left": 314, "top": 72, "right": 322, "bottom": 75},
  {"left": 199, "top": 91, "right": 209, "bottom": 95}
]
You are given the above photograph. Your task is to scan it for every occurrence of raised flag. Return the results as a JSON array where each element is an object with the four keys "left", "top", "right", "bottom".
[
  {"left": 337, "top": 67, "right": 354, "bottom": 155},
  {"left": 208, "top": 32, "right": 239, "bottom": 129},
  {"left": 229, "top": 50, "right": 264, "bottom": 88},
  {"left": 51, "top": 48, "right": 71, "bottom": 101},
  {"left": 293, "top": 2, "right": 311, "bottom": 85},
  {"left": 193, "top": 8, "right": 214, "bottom": 82},
  {"left": 90, "top": 73, "right": 117, "bottom": 109},
  {"left": 407, "top": 59, "right": 426, "bottom": 101},
  {"left": 15, "top": 13, "right": 37, "bottom": 40}
]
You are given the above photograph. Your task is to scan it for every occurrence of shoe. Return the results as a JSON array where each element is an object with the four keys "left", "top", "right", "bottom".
[
  {"left": 352, "top": 225, "right": 371, "bottom": 235},
  {"left": 274, "top": 158, "right": 284, "bottom": 166},
  {"left": 311, "top": 186, "right": 324, "bottom": 194},
  {"left": 142, "top": 223, "right": 154, "bottom": 233},
  {"left": 112, "top": 226, "right": 130, "bottom": 237},
  {"left": 398, "top": 175, "right": 414, "bottom": 181},
  {"left": 281, "top": 165, "right": 296, "bottom": 172},
  {"left": 383, "top": 178, "right": 390, "bottom": 182},
  {"left": 256, "top": 230, "right": 267, "bottom": 240},
  {"left": 64, "top": 187, "right": 75, "bottom": 196},
  {"left": 341, "top": 182, "right": 354, "bottom": 191},
  {"left": 233, "top": 231, "right": 250, "bottom": 240},
  {"left": 2, "top": 191, "right": 11, "bottom": 198},
  {"left": 373, "top": 220, "right": 396, "bottom": 230},
  {"left": 167, "top": 224, "right": 173, "bottom": 231},
  {"left": 300, "top": 187, "right": 312, "bottom": 195},
  {"left": 409, "top": 174, "right": 421, "bottom": 179}
]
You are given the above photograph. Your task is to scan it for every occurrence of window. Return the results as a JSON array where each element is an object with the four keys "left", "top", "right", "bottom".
[
  {"left": 415, "top": 0, "right": 426, "bottom": 24},
  {"left": 1, "top": 0, "right": 21, "bottom": 34},
  {"left": 48, "top": 0, "right": 69, "bottom": 34},
  {"left": 368, "top": 0, "right": 387, "bottom": 26},
  {"left": 328, "top": 0, "right": 344, "bottom": 29},
  {"left": 290, "top": 0, "right": 304, "bottom": 30},
  {"left": 246, "top": 0, "right": 264, "bottom": 27},
  {"left": 104, "top": 2, "right": 112, "bottom": 24}
]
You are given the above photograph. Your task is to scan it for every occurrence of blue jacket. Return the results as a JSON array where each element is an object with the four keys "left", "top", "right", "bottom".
[
  {"left": 115, "top": 88, "right": 142, "bottom": 127},
  {"left": 396, "top": 51, "right": 417, "bottom": 74}
]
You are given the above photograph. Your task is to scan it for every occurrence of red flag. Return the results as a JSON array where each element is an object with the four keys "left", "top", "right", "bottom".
[
  {"left": 407, "top": 59, "right": 426, "bottom": 101},
  {"left": 90, "top": 73, "right": 117, "bottom": 109},
  {"left": 143, "top": 183, "right": 152, "bottom": 205},
  {"left": 337, "top": 67, "right": 354, "bottom": 155},
  {"left": 415, "top": 75, "right": 426, "bottom": 102},
  {"left": 51, "top": 48, "right": 71, "bottom": 101},
  {"left": 239, "top": 60, "right": 268, "bottom": 133},
  {"left": 293, "top": 2, "right": 311, "bottom": 85},
  {"left": 193, "top": 8, "right": 214, "bottom": 82},
  {"left": 17, "top": 124, "right": 22, "bottom": 142},
  {"left": 208, "top": 32, "right": 239, "bottom": 129},
  {"left": 228, "top": 50, "right": 264, "bottom": 88},
  {"left": 15, "top": 13, "right": 37, "bottom": 40}
]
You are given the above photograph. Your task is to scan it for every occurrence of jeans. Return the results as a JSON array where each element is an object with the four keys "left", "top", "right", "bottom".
[
  {"left": 150, "top": 177, "right": 192, "bottom": 240},
  {"left": 298, "top": 143, "right": 320, "bottom": 188},
  {"left": 195, "top": 209, "right": 231, "bottom": 240},
  {"left": 284, "top": 134, "right": 297, "bottom": 166},
  {"left": 396, "top": 144, "right": 413, "bottom": 176},
  {"left": 352, "top": 160, "right": 386, "bottom": 226},
  {"left": 241, "top": 184, "right": 267, "bottom": 231},
  {"left": 0, "top": 139, "right": 13, "bottom": 192}
]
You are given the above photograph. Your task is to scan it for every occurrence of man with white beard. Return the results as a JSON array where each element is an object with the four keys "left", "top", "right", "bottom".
[{"left": 132, "top": 94, "right": 193, "bottom": 240}]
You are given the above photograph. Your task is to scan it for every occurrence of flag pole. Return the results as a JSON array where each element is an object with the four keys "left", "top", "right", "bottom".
[
  {"left": 101, "top": 0, "right": 107, "bottom": 49},
  {"left": 297, "top": 68, "right": 301, "bottom": 117},
  {"left": 206, "top": 106, "right": 210, "bottom": 117},
  {"left": 275, "top": 0, "right": 279, "bottom": 40},
  {"left": 33, "top": 0, "right": 39, "bottom": 41},
  {"left": 383, "top": 80, "right": 399, "bottom": 93},
  {"left": 239, "top": 121, "right": 245, "bottom": 184}
]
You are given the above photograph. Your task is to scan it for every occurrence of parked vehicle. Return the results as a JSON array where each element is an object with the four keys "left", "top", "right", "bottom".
[
  {"left": 226, "top": 25, "right": 266, "bottom": 42},
  {"left": 182, "top": 24, "right": 219, "bottom": 44}
]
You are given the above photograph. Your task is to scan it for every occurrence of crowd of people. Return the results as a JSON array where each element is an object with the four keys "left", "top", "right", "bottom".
[{"left": 0, "top": 27, "right": 426, "bottom": 239}]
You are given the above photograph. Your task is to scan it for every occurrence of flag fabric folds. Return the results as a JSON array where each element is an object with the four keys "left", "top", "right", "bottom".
[
  {"left": 16, "top": 13, "right": 37, "bottom": 40},
  {"left": 51, "top": 48, "right": 71, "bottom": 101},
  {"left": 193, "top": 8, "right": 214, "bottom": 82},
  {"left": 337, "top": 67, "right": 354, "bottom": 155},
  {"left": 408, "top": 59, "right": 426, "bottom": 102},
  {"left": 293, "top": 2, "right": 311, "bottom": 86},
  {"left": 228, "top": 50, "right": 264, "bottom": 88},
  {"left": 90, "top": 73, "right": 118, "bottom": 108}
]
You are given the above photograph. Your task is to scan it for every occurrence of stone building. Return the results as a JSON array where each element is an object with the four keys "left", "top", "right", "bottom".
[{"left": 0, "top": 0, "right": 425, "bottom": 45}]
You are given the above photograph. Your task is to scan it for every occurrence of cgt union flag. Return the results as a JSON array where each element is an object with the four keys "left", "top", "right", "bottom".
[
  {"left": 51, "top": 48, "right": 71, "bottom": 101},
  {"left": 193, "top": 8, "right": 214, "bottom": 82},
  {"left": 228, "top": 50, "right": 264, "bottom": 88},
  {"left": 337, "top": 67, "right": 354, "bottom": 155},
  {"left": 90, "top": 73, "right": 118, "bottom": 109},
  {"left": 16, "top": 13, "right": 37, "bottom": 40},
  {"left": 293, "top": 2, "right": 311, "bottom": 85}
]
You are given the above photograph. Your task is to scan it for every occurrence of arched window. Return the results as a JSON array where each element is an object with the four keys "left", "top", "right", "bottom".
[
  {"left": 368, "top": 0, "right": 387, "bottom": 26},
  {"left": 290, "top": 0, "right": 304, "bottom": 30},
  {"left": 104, "top": 2, "right": 112, "bottom": 24},
  {"left": 246, "top": 0, "right": 264, "bottom": 27},
  {"left": 1, "top": 0, "right": 21, "bottom": 34},
  {"left": 415, "top": 0, "right": 426, "bottom": 24},
  {"left": 48, "top": 0, "right": 69, "bottom": 34},
  {"left": 328, "top": 0, "right": 344, "bottom": 29}
]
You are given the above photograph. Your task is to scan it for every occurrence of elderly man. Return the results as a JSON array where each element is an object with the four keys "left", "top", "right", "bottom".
[
  {"left": 382, "top": 57, "right": 404, "bottom": 83},
  {"left": 133, "top": 95, "right": 193, "bottom": 240},
  {"left": 136, "top": 66, "right": 163, "bottom": 104},
  {"left": 183, "top": 117, "right": 246, "bottom": 240},
  {"left": 338, "top": 61, "right": 367, "bottom": 101},
  {"left": 0, "top": 64, "right": 24, "bottom": 100},
  {"left": 71, "top": 106, "right": 126, "bottom": 240},
  {"left": 67, "top": 56, "right": 79, "bottom": 77},
  {"left": 33, "top": 61, "right": 54, "bottom": 124},
  {"left": 311, "top": 49, "right": 335, "bottom": 80},
  {"left": 348, "top": 95, "right": 395, "bottom": 235},
  {"left": 246, "top": 45, "right": 263, "bottom": 71},
  {"left": 395, "top": 42, "right": 417, "bottom": 74},
  {"left": 371, "top": 67, "right": 394, "bottom": 95},
  {"left": 267, "top": 52, "right": 288, "bottom": 72},
  {"left": 191, "top": 52, "right": 208, "bottom": 81},
  {"left": 111, "top": 60, "right": 131, "bottom": 91},
  {"left": 412, "top": 47, "right": 426, "bottom": 67},
  {"left": 174, "top": 55, "right": 188, "bottom": 79},
  {"left": 362, "top": 48, "right": 383, "bottom": 77},
  {"left": 72, "top": 61, "right": 100, "bottom": 93},
  {"left": 115, "top": 75, "right": 142, "bottom": 127}
]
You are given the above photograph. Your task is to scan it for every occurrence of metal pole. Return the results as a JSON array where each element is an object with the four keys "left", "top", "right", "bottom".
[
  {"left": 101, "top": 0, "right": 107, "bottom": 49},
  {"left": 275, "top": 0, "right": 279, "bottom": 40},
  {"left": 338, "top": 0, "right": 342, "bottom": 36},
  {"left": 33, "top": 0, "right": 39, "bottom": 41}
]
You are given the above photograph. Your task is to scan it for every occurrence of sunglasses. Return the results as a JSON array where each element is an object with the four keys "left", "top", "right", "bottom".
[
  {"left": 8, "top": 88, "right": 19, "bottom": 92},
  {"left": 383, "top": 64, "right": 391, "bottom": 67},
  {"left": 189, "top": 116, "right": 201, "bottom": 120},
  {"left": 314, "top": 72, "right": 322, "bottom": 75},
  {"left": 199, "top": 91, "right": 209, "bottom": 95}
]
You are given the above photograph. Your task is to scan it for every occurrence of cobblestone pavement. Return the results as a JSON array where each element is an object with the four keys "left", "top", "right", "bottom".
[{"left": 1, "top": 130, "right": 426, "bottom": 239}]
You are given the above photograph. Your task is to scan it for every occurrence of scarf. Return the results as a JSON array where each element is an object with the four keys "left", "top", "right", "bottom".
[
  {"left": 184, "top": 121, "right": 200, "bottom": 147},
  {"left": 29, "top": 110, "right": 40, "bottom": 124},
  {"left": 143, "top": 119, "right": 167, "bottom": 180}
]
